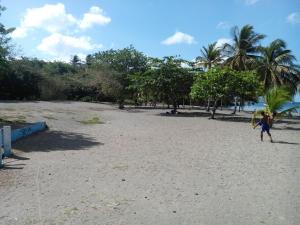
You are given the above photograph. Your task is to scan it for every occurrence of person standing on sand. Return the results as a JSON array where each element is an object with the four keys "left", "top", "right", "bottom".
[{"left": 253, "top": 111, "right": 274, "bottom": 142}]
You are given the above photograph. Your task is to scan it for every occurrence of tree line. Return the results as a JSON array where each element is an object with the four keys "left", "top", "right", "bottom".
[{"left": 1, "top": 5, "right": 299, "bottom": 118}]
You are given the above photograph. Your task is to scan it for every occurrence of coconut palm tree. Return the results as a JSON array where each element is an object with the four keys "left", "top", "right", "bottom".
[
  {"left": 264, "top": 87, "right": 297, "bottom": 114},
  {"left": 252, "top": 86, "right": 299, "bottom": 127},
  {"left": 195, "top": 42, "right": 222, "bottom": 70},
  {"left": 257, "top": 39, "right": 300, "bottom": 92},
  {"left": 223, "top": 24, "right": 265, "bottom": 71}
]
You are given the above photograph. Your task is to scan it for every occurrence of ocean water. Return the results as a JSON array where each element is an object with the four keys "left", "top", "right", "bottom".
[{"left": 237, "top": 102, "right": 300, "bottom": 114}]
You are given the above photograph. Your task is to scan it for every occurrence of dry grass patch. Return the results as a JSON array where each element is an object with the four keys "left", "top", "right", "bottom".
[{"left": 79, "top": 117, "right": 103, "bottom": 125}]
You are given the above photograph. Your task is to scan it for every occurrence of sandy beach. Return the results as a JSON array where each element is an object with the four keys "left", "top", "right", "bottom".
[{"left": 0, "top": 101, "right": 299, "bottom": 225}]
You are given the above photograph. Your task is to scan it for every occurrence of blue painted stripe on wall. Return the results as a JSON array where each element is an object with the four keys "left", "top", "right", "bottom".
[{"left": 11, "top": 122, "right": 47, "bottom": 142}]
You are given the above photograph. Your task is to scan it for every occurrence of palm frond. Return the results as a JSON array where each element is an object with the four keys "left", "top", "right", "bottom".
[
  {"left": 265, "top": 86, "right": 293, "bottom": 112},
  {"left": 278, "top": 105, "right": 300, "bottom": 115}
]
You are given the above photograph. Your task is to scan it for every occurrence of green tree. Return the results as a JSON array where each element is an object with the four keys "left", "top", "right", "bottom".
[
  {"left": 43, "top": 61, "right": 75, "bottom": 76},
  {"left": 0, "top": 4, "right": 14, "bottom": 66},
  {"left": 191, "top": 67, "right": 259, "bottom": 119},
  {"left": 223, "top": 24, "right": 265, "bottom": 71},
  {"left": 92, "top": 45, "right": 148, "bottom": 108},
  {"left": 128, "top": 69, "right": 159, "bottom": 106},
  {"left": 229, "top": 70, "right": 261, "bottom": 114},
  {"left": 0, "top": 4, "right": 15, "bottom": 98},
  {"left": 58, "top": 63, "right": 123, "bottom": 102},
  {"left": 93, "top": 46, "right": 148, "bottom": 74},
  {"left": 153, "top": 57, "right": 193, "bottom": 112},
  {"left": 128, "top": 57, "right": 194, "bottom": 111},
  {"left": 87, "top": 64, "right": 123, "bottom": 102},
  {"left": 3, "top": 58, "right": 41, "bottom": 100},
  {"left": 257, "top": 39, "right": 300, "bottom": 91}
]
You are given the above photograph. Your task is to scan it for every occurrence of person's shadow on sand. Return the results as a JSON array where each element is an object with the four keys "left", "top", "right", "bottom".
[{"left": 273, "top": 140, "right": 300, "bottom": 145}]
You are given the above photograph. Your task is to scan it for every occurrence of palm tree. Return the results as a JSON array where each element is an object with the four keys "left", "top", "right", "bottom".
[
  {"left": 223, "top": 24, "right": 265, "bottom": 71},
  {"left": 252, "top": 86, "right": 299, "bottom": 127},
  {"left": 257, "top": 39, "right": 300, "bottom": 92},
  {"left": 71, "top": 55, "right": 81, "bottom": 68},
  {"left": 195, "top": 42, "right": 222, "bottom": 70}
]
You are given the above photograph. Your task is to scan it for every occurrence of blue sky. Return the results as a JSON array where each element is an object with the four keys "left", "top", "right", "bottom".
[
  {"left": 1, "top": 0, "right": 299, "bottom": 62},
  {"left": 1, "top": 0, "right": 300, "bottom": 101}
]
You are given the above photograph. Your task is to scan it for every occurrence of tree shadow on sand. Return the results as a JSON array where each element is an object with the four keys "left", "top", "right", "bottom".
[
  {"left": 158, "top": 111, "right": 214, "bottom": 118},
  {"left": 158, "top": 111, "right": 253, "bottom": 121},
  {"left": 157, "top": 111, "right": 300, "bottom": 128},
  {"left": 216, "top": 116, "right": 300, "bottom": 125},
  {"left": 13, "top": 130, "right": 103, "bottom": 152},
  {"left": 217, "top": 116, "right": 300, "bottom": 124}
]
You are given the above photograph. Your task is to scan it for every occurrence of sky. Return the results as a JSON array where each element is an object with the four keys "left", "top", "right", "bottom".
[{"left": 1, "top": 0, "right": 300, "bottom": 100}]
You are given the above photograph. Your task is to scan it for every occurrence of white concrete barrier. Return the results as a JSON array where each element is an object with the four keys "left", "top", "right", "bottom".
[
  {"left": 0, "top": 122, "right": 47, "bottom": 167},
  {"left": 3, "top": 126, "right": 12, "bottom": 157},
  {"left": 0, "top": 128, "right": 5, "bottom": 167}
]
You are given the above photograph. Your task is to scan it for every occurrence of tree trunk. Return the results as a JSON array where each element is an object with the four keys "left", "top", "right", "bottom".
[
  {"left": 153, "top": 101, "right": 156, "bottom": 108},
  {"left": 239, "top": 99, "right": 244, "bottom": 112},
  {"left": 206, "top": 99, "right": 210, "bottom": 112},
  {"left": 238, "top": 101, "right": 241, "bottom": 112},
  {"left": 118, "top": 99, "right": 124, "bottom": 109},
  {"left": 232, "top": 97, "right": 237, "bottom": 114},
  {"left": 172, "top": 101, "right": 177, "bottom": 114},
  {"left": 211, "top": 100, "right": 218, "bottom": 119},
  {"left": 220, "top": 99, "right": 223, "bottom": 111}
]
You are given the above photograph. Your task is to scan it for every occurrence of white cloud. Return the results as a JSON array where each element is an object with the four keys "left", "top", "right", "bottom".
[
  {"left": 79, "top": 6, "right": 111, "bottom": 29},
  {"left": 11, "top": 3, "right": 77, "bottom": 38},
  {"left": 287, "top": 12, "right": 300, "bottom": 24},
  {"left": 37, "top": 33, "right": 102, "bottom": 61},
  {"left": 161, "top": 31, "right": 196, "bottom": 45},
  {"left": 11, "top": 27, "right": 28, "bottom": 39},
  {"left": 11, "top": 3, "right": 111, "bottom": 39},
  {"left": 215, "top": 38, "right": 233, "bottom": 48},
  {"left": 245, "top": 0, "right": 260, "bottom": 5},
  {"left": 216, "top": 21, "right": 230, "bottom": 29}
]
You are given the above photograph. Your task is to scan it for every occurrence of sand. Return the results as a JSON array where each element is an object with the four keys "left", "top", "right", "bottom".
[{"left": 0, "top": 101, "right": 299, "bottom": 225}]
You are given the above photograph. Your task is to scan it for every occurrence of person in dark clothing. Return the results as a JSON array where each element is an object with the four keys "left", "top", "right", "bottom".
[{"left": 253, "top": 111, "right": 273, "bottom": 142}]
